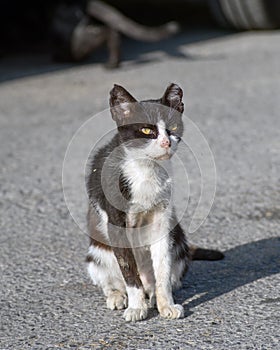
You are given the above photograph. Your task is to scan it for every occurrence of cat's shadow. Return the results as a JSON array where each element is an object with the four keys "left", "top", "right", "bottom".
[{"left": 172, "top": 237, "right": 280, "bottom": 317}]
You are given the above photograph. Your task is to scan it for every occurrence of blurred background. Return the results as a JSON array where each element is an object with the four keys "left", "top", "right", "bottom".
[{"left": 1, "top": 0, "right": 280, "bottom": 81}]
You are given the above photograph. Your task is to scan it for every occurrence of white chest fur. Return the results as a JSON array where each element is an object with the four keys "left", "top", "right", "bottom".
[{"left": 121, "top": 158, "right": 165, "bottom": 210}]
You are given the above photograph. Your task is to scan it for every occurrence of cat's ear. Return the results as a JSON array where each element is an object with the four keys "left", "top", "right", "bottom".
[
  {"left": 161, "top": 83, "right": 184, "bottom": 113},
  {"left": 109, "top": 84, "right": 137, "bottom": 123}
]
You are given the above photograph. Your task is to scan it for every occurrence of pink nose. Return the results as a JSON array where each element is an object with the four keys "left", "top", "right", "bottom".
[{"left": 160, "top": 137, "right": 170, "bottom": 149}]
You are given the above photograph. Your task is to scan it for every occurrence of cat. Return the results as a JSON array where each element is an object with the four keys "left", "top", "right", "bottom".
[
  {"left": 51, "top": 0, "right": 178, "bottom": 68},
  {"left": 86, "top": 83, "right": 224, "bottom": 322}
]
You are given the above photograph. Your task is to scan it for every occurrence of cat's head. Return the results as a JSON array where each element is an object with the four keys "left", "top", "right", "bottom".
[{"left": 109, "top": 83, "right": 184, "bottom": 160}]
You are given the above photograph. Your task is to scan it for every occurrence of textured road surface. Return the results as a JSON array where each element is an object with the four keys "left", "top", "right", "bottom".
[{"left": 1, "top": 27, "right": 280, "bottom": 349}]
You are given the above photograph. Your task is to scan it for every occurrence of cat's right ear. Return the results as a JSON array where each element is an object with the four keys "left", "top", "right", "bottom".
[
  {"left": 109, "top": 84, "right": 137, "bottom": 123},
  {"left": 161, "top": 83, "right": 184, "bottom": 114}
]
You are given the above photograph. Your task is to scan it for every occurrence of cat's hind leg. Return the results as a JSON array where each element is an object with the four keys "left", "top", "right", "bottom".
[
  {"left": 106, "top": 290, "right": 127, "bottom": 310},
  {"left": 87, "top": 244, "right": 128, "bottom": 310}
]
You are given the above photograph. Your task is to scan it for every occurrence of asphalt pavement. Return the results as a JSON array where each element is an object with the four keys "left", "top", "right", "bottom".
[{"left": 0, "top": 26, "right": 280, "bottom": 349}]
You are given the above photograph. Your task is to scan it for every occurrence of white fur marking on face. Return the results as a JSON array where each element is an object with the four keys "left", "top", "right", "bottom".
[
  {"left": 157, "top": 120, "right": 167, "bottom": 139},
  {"left": 170, "top": 134, "right": 180, "bottom": 142}
]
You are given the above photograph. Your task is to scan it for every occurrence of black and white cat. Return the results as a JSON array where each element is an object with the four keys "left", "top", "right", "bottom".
[{"left": 86, "top": 83, "right": 223, "bottom": 322}]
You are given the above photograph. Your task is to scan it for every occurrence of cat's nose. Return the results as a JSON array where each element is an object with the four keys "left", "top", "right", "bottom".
[{"left": 160, "top": 137, "right": 170, "bottom": 148}]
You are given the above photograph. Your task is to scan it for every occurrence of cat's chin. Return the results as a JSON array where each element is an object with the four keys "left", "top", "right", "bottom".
[{"left": 154, "top": 153, "right": 172, "bottom": 161}]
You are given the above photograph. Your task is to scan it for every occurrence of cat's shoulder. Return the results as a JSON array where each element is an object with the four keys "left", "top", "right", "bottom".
[
  {"left": 90, "top": 133, "right": 120, "bottom": 166},
  {"left": 87, "top": 133, "right": 120, "bottom": 192}
]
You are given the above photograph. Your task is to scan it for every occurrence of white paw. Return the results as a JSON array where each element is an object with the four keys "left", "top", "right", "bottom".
[
  {"left": 123, "top": 306, "right": 148, "bottom": 322},
  {"left": 159, "top": 304, "right": 184, "bottom": 319},
  {"left": 107, "top": 291, "right": 128, "bottom": 310}
]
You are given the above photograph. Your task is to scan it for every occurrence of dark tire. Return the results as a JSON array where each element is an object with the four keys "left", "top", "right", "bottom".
[{"left": 208, "top": 0, "right": 280, "bottom": 30}]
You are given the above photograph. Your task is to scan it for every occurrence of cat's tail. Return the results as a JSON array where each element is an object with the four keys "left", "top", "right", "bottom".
[
  {"left": 87, "top": 0, "right": 179, "bottom": 41},
  {"left": 189, "top": 245, "right": 224, "bottom": 261}
]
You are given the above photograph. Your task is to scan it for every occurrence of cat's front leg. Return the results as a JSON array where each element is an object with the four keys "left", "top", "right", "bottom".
[
  {"left": 112, "top": 247, "right": 148, "bottom": 321},
  {"left": 150, "top": 236, "right": 184, "bottom": 319}
]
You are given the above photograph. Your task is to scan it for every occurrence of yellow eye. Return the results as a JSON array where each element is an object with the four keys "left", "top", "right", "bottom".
[
  {"left": 141, "top": 127, "right": 152, "bottom": 135},
  {"left": 170, "top": 124, "right": 178, "bottom": 131}
]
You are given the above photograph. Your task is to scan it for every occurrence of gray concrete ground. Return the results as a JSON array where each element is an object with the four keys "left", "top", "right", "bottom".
[{"left": 0, "top": 27, "right": 280, "bottom": 349}]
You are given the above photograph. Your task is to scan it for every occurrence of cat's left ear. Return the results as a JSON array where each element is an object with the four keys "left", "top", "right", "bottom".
[
  {"left": 161, "top": 83, "right": 184, "bottom": 114},
  {"left": 109, "top": 84, "right": 137, "bottom": 123}
]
